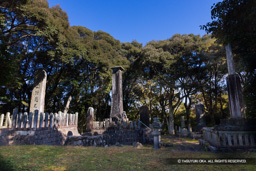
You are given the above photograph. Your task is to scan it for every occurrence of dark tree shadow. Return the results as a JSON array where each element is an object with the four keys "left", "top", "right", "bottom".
[{"left": 0, "top": 154, "right": 15, "bottom": 171}]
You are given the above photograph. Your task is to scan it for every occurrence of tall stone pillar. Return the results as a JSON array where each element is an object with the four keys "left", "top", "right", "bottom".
[
  {"left": 110, "top": 66, "right": 124, "bottom": 121},
  {"left": 225, "top": 44, "right": 245, "bottom": 119},
  {"left": 29, "top": 69, "right": 47, "bottom": 115}
]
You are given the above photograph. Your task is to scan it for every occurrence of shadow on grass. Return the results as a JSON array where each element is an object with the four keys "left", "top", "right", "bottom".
[{"left": 0, "top": 154, "right": 15, "bottom": 171}]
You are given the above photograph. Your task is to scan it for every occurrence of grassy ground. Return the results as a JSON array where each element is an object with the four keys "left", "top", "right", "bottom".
[{"left": 0, "top": 137, "right": 255, "bottom": 171}]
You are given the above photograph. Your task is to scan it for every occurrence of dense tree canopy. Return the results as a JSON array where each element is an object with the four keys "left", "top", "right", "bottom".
[{"left": 0, "top": 0, "right": 254, "bottom": 133}]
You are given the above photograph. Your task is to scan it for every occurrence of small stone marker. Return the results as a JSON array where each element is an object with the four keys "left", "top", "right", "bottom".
[
  {"left": 5, "top": 112, "right": 11, "bottom": 128},
  {"left": 23, "top": 112, "right": 28, "bottom": 128},
  {"left": 29, "top": 69, "right": 47, "bottom": 116},
  {"left": 54, "top": 113, "right": 57, "bottom": 127},
  {"left": 18, "top": 112, "right": 23, "bottom": 128},
  {"left": 28, "top": 112, "right": 33, "bottom": 128},
  {"left": 39, "top": 112, "right": 44, "bottom": 128},
  {"left": 139, "top": 106, "right": 149, "bottom": 127},
  {"left": 86, "top": 107, "right": 94, "bottom": 132},
  {"left": 12, "top": 108, "right": 18, "bottom": 128},
  {"left": 75, "top": 112, "right": 78, "bottom": 125},
  {"left": 33, "top": 110, "right": 39, "bottom": 129},
  {"left": 50, "top": 113, "right": 54, "bottom": 128},
  {"left": 45, "top": 112, "right": 49, "bottom": 128},
  {"left": 0, "top": 114, "right": 4, "bottom": 127}
]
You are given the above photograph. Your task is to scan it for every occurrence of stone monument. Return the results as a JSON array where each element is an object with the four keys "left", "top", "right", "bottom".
[
  {"left": 110, "top": 66, "right": 124, "bottom": 121},
  {"left": 200, "top": 43, "right": 256, "bottom": 150},
  {"left": 139, "top": 106, "right": 149, "bottom": 127},
  {"left": 225, "top": 44, "right": 245, "bottom": 118},
  {"left": 29, "top": 69, "right": 47, "bottom": 115},
  {"left": 195, "top": 104, "right": 206, "bottom": 131},
  {"left": 86, "top": 107, "right": 94, "bottom": 132}
]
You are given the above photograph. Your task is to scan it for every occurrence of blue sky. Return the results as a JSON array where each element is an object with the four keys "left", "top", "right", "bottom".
[{"left": 48, "top": 0, "right": 221, "bottom": 46}]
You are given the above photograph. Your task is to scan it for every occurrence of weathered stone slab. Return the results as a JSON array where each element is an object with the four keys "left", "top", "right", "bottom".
[
  {"left": 195, "top": 104, "right": 206, "bottom": 126},
  {"left": 75, "top": 112, "right": 78, "bottom": 125},
  {"left": 45, "top": 113, "right": 48, "bottom": 128},
  {"left": 86, "top": 107, "right": 94, "bottom": 132},
  {"left": 18, "top": 112, "right": 23, "bottom": 128},
  {"left": 226, "top": 74, "right": 245, "bottom": 119},
  {"left": 39, "top": 112, "right": 44, "bottom": 128},
  {"left": 33, "top": 110, "right": 39, "bottom": 129},
  {"left": 29, "top": 69, "right": 47, "bottom": 115},
  {"left": 110, "top": 66, "right": 124, "bottom": 121},
  {"left": 50, "top": 113, "right": 54, "bottom": 128},
  {"left": 12, "top": 108, "right": 18, "bottom": 128},
  {"left": 139, "top": 106, "right": 149, "bottom": 127},
  {"left": 28, "top": 112, "right": 33, "bottom": 128},
  {"left": 0, "top": 114, "right": 4, "bottom": 127},
  {"left": 23, "top": 112, "right": 28, "bottom": 128}
]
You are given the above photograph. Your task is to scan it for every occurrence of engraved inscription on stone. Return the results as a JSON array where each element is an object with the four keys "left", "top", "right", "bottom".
[{"left": 29, "top": 69, "right": 47, "bottom": 115}]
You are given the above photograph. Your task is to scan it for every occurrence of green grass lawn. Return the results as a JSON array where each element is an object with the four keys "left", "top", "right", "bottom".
[{"left": 0, "top": 144, "right": 255, "bottom": 171}]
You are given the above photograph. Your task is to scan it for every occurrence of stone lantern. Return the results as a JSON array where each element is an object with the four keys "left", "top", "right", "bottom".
[{"left": 152, "top": 117, "right": 162, "bottom": 149}]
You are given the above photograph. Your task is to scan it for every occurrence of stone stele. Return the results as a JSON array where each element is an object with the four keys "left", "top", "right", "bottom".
[
  {"left": 29, "top": 69, "right": 47, "bottom": 115},
  {"left": 110, "top": 66, "right": 124, "bottom": 121},
  {"left": 139, "top": 106, "right": 149, "bottom": 127}
]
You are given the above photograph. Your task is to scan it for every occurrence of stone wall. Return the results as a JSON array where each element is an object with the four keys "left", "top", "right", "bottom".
[
  {"left": 0, "top": 126, "right": 79, "bottom": 146},
  {"left": 66, "top": 127, "right": 153, "bottom": 147}
]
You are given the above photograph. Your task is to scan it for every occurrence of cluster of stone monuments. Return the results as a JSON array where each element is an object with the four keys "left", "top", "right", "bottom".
[
  {"left": 0, "top": 69, "right": 79, "bottom": 145},
  {"left": 0, "top": 44, "right": 255, "bottom": 150}
]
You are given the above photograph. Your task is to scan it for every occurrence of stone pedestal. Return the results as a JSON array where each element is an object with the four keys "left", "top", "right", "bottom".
[
  {"left": 110, "top": 66, "right": 124, "bottom": 121},
  {"left": 152, "top": 130, "right": 160, "bottom": 149}
]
